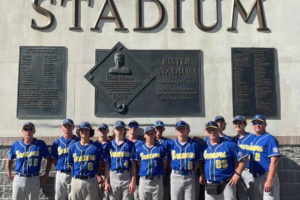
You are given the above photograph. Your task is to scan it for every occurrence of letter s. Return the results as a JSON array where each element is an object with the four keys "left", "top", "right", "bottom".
[{"left": 31, "top": 0, "right": 55, "bottom": 30}]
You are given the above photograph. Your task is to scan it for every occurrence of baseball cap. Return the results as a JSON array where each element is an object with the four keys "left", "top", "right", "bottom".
[
  {"left": 215, "top": 115, "right": 225, "bottom": 122},
  {"left": 144, "top": 126, "right": 156, "bottom": 134},
  {"left": 114, "top": 121, "right": 126, "bottom": 129},
  {"left": 154, "top": 120, "right": 165, "bottom": 128},
  {"left": 62, "top": 118, "right": 74, "bottom": 126},
  {"left": 79, "top": 122, "right": 92, "bottom": 129},
  {"left": 175, "top": 120, "right": 190, "bottom": 129},
  {"left": 128, "top": 120, "right": 139, "bottom": 128},
  {"left": 98, "top": 123, "right": 108, "bottom": 130},
  {"left": 251, "top": 114, "right": 266, "bottom": 122},
  {"left": 233, "top": 115, "right": 246, "bottom": 123},
  {"left": 23, "top": 122, "right": 35, "bottom": 130},
  {"left": 205, "top": 121, "right": 219, "bottom": 129}
]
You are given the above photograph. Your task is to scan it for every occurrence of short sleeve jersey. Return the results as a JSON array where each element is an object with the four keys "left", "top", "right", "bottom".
[
  {"left": 203, "top": 137, "right": 248, "bottom": 182},
  {"left": 136, "top": 142, "right": 167, "bottom": 177},
  {"left": 51, "top": 135, "right": 80, "bottom": 171},
  {"left": 249, "top": 132, "right": 280, "bottom": 174},
  {"left": 67, "top": 141, "right": 103, "bottom": 177},
  {"left": 9, "top": 139, "right": 50, "bottom": 175}
]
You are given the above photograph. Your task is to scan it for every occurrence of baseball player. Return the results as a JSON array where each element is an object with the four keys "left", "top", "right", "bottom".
[
  {"left": 51, "top": 118, "right": 80, "bottom": 200},
  {"left": 231, "top": 115, "right": 256, "bottom": 200},
  {"left": 168, "top": 120, "right": 202, "bottom": 200},
  {"left": 67, "top": 122, "right": 104, "bottom": 200},
  {"left": 201, "top": 121, "right": 248, "bottom": 200},
  {"left": 96, "top": 123, "right": 112, "bottom": 200},
  {"left": 214, "top": 115, "right": 234, "bottom": 141},
  {"left": 154, "top": 120, "right": 171, "bottom": 200},
  {"left": 136, "top": 126, "right": 167, "bottom": 200},
  {"left": 105, "top": 120, "right": 136, "bottom": 200},
  {"left": 6, "top": 122, "right": 52, "bottom": 200},
  {"left": 127, "top": 120, "right": 143, "bottom": 200},
  {"left": 249, "top": 114, "right": 280, "bottom": 200}
]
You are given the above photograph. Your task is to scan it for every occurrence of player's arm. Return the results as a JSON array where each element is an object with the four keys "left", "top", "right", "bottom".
[
  {"left": 40, "top": 157, "right": 52, "bottom": 184},
  {"left": 129, "top": 160, "right": 136, "bottom": 194},
  {"left": 199, "top": 160, "right": 206, "bottom": 185},
  {"left": 264, "top": 156, "right": 279, "bottom": 192},
  {"left": 104, "top": 162, "right": 111, "bottom": 194},
  {"left": 52, "top": 159, "right": 57, "bottom": 167},
  {"left": 228, "top": 156, "right": 247, "bottom": 186},
  {"left": 6, "top": 158, "right": 14, "bottom": 181},
  {"left": 97, "top": 161, "right": 104, "bottom": 184}
]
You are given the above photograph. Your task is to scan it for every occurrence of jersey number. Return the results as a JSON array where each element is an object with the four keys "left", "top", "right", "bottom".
[
  {"left": 255, "top": 153, "right": 261, "bottom": 161},
  {"left": 88, "top": 162, "right": 93, "bottom": 171},
  {"left": 29, "top": 158, "right": 38, "bottom": 166},
  {"left": 216, "top": 160, "right": 228, "bottom": 169}
]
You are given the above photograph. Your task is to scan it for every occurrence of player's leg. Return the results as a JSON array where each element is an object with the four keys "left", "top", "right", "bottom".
[
  {"left": 238, "top": 169, "right": 254, "bottom": 200},
  {"left": 71, "top": 178, "right": 84, "bottom": 200},
  {"left": 138, "top": 177, "right": 147, "bottom": 200},
  {"left": 55, "top": 171, "right": 69, "bottom": 200},
  {"left": 205, "top": 189, "right": 223, "bottom": 200},
  {"left": 253, "top": 175, "right": 264, "bottom": 200},
  {"left": 263, "top": 173, "right": 280, "bottom": 200},
  {"left": 121, "top": 171, "right": 134, "bottom": 200},
  {"left": 223, "top": 184, "right": 236, "bottom": 200},
  {"left": 152, "top": 176, "right": 163, "bottom": 200},
  {"left": 28, "top": 176, "right": 40, "bottom": 200},
  {"left": 12, "top": 175, "right": 26, "bottom": 200},
  {"left": 108, "top": 171, "right": 121, "bottom": 200},
  {"left": 85, "top": 177, "right": 100, "bottom": 200},
  {"left": 170, "top": 173, "right": 184, "bottom": 200},
  {"left": 183, "top": 174, "right": 195, "bottom": 200}
]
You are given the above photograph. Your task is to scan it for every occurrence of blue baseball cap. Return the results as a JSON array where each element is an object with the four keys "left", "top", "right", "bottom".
[
  {"left": 215, "top": 115, "right": 225, "bottom": 122},
  {"left": 23, "top": 122, "right": 35, "bottom": 130},
  {"left": 252, "top": 114, "right": 266, "bottom": 122},
  {"left": 233, "top": 115, "right": 246, "bottom": 123},
  {"left": 114, "top": 121, "right": 126, "bottom": 129},
  {"left": 205, "top": 121, "right": 219, "bottom": 129},
  {"left": 79, "top": 122, "right": 92, "bottom": 129},
  {"left": 175, "top": 120, "right": 190, "bottom": 129},
  {"left": 128, "top": 120, "right": 139, "bottom": 128},
  {"left": 98, "top": 123, "right": 108, "bottom": 130},
  {"left": 144, "top": 126, "right": 156, "bottom": 134},
  {"left": 154, "top": 120, "right": 164, "bottom": 128},
  {"left": 62, "top": 118, "right": 74, "bottom": 126}
]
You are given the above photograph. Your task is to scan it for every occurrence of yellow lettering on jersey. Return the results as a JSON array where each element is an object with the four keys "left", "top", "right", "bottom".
[
  {"left": 171, "top": 150, "right": 195, "bottom": 159},
  {"left": 110, "top": 151, "right": 130, "bottom": 158},
  {"left": 140, "top": 153, "right": 160, "bottom": 160},
  {"left": 57, "top": 147, "right": 69, "bottom": 155},
  {"left": 73, "top": 154, "right": 96, "bottom": 162},
  {"left": 203, "top": 151, "right": 227, "bottom": 159},
  {"left": 248, "top": 145, "right": 263, "bottom": 152},
  {"left": 16, "top": 150, "right": 39, "bottom": 158}
]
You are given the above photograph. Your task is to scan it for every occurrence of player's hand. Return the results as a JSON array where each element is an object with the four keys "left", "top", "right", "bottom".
[
  {"left": 105, "top": 182, "right": 110, "bottom": 194},
  {"left": 7, "top": 174, "right": 14, "bottom": 181},
  {"left": 40, "top": 174, "right": 48, "bottom": 184},
  {"left": 97, "top": 176, "right": 104, "bottom": 184},
  {"left": 128, "top": 180, "right": 136, "bottom": 194},
  {"left": 228, "top": 174, "right": 240, "bottom": 186},
  {"left": 199, "top": 174, "right": 206, "bottom": 185},
  {"left": 264, "top": 179, "right": 273, "bottom": 192}
]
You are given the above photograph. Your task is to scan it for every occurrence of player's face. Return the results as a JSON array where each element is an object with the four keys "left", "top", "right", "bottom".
[
  {"left": 233, "top": 121, "right": 246, "bottom": 132},
  {"left": 79, "top": 128, "right": 90, "bottom": 138},
  {"left": 62, "top": 124, "right": 74, "bottom": 135},
  {"left": 144, "top": 131, "right": 155, "bottom": 143},
  {"left": 114, "top": 127, "right": 125, "bottom": 138},
  {"left": 205, "top": 127, "right": 219, "bottom": 140},
  {"left": 98, "top": 128, "right": 108, "bottom": 137},
  {"left": 22, "top": 125, "right": 35, "bottom": 141},
  {"left": 216, "top": 120, "right": 226, "bottom": 131},
  {"left": 155, "top": 126, "right": 165, "bottom": 137},
  {"left": 176, "top": 126, "right": 189, "bottom": 137},
  {"left": 252, "top": 120, "right": 267, "bottom": 134},
  {"left": 128, "top": 124, "right": 139, "bottom": 136}
]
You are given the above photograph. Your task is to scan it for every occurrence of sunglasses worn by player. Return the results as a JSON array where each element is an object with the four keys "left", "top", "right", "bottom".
[
  {"left": 252, "top": 121, "right": 264, "bottom": 125},
  {"left": 23, "top": 128, "right": 33, "bottom": 131}
]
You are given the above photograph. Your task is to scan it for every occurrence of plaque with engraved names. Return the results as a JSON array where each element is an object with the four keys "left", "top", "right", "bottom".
[
  {"left": 85, "top": 42, "right": 203, "bottom": 117},
  {"left": 232, "top": 48, "right": 277, "bottom": 117},
  {"left": 17, "top": 46, "right": 66, "bottom": 119}
]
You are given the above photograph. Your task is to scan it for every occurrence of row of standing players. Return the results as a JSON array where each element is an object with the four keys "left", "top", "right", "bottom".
[{"left": 6, "top": 114, "right": 280, "bottom": 200}]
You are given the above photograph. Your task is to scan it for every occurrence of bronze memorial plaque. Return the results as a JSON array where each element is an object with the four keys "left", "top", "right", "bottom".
[
  {"left": 232, "top": 48, "right": 278, "bottom": 117},
  {"left": 85, "top": 42, "right": 203, "bottom": 117},
  {"left": 17, "top": 46, "right": 66, "bottom": 119}
]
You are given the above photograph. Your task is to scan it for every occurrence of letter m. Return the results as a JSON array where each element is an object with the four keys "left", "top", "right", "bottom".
[{"left": 228, "top": 0, "right": 269, "bottom": 31}]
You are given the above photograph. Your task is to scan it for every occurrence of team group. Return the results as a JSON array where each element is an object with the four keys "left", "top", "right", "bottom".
[{"left": 6, "top": 114, "right": 280, "bottom": 200}]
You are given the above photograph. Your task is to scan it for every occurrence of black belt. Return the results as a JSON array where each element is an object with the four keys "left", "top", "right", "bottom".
[
  {"left": 74, "top": 175, "right": 95, "bottom": 180},
  {"left": 16, "top": 173, "right": 39, "bottom": 177},
  {"left": 143, "top": 175, "right": 162, "bottom": 180},
  {"left": 59, "top": 170, "right": 71, "bottom": 174}
]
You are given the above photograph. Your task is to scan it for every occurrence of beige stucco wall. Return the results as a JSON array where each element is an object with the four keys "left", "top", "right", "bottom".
[{"left": 0, "top": 0, "right": 299, "bottom": 137}]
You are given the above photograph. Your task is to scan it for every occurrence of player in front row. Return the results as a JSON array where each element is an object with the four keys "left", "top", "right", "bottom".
[
  {"left": 67, "top": 122, "right": 104, "bottom": 200},
  {"left": 201, "top": 121, "right": 248, "bottom": 200},
  {"left": 52, "top": 118, "right": 79, "bottom": 200},
  {"left": 249, "top": 114, "right": 280, "bottom": 200},
  {"left": 6, "top": 122, "right": 52, "bottom": 200},
  {"left": 136, "top": 126, "right": 168, "bottom": 200}
]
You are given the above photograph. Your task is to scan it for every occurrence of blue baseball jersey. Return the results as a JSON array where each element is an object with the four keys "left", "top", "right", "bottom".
[
  {"left": 157, "top": 137, "right": 172, "bottom": 149},
  {"left": 249, "top": 132, "right": 280, "bottom": 174},
  {"left": 109, "top": 139, "right": 136, "bottom": 171},
  {"left": 168, "top": 137, "right": 202, "bottom": 171},
  {"left": 95, "top": 140, "right": 112, "bottom": 163},
  {"left": 203, "top": 137, "right": 248, "bottom": 182},
  {"left": 9, "top": 139, "right": 50, "bottom": 175},
  {"left": 67, "top": 141, "right": 103, "bottom": 177},
  {"left": 136, "top": 142, "right": 167, "bottom": 177},
  {"left": 51, "top": 135, "right": 80, "bottom": 171},
  {"left": 134, "top": 139, "right": 143, "bottom": 149},
  {"left": 232, "top": 132, "right": 256, "bottom": 169}
]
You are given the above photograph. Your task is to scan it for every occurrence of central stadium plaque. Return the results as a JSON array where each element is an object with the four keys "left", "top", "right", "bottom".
[{"left": 85, "top": 42, "right": 203, "bottom": 117}]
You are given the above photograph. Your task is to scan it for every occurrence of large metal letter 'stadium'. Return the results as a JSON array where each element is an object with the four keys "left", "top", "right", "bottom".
[
  {"left": 31, "top": 0, "right": 55, "bottom": 30},
  {"left": 228, "top": 0, "right": 269, "bottom": 31},
  {"left": 134, "top": 0, "right": 166, "bottom": 31},
  {"left": 91, "top": 0, "right": 127, "bottom": 31},
  {"left": 194, "top": 0, "right": 219, "bottom": 31}
]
